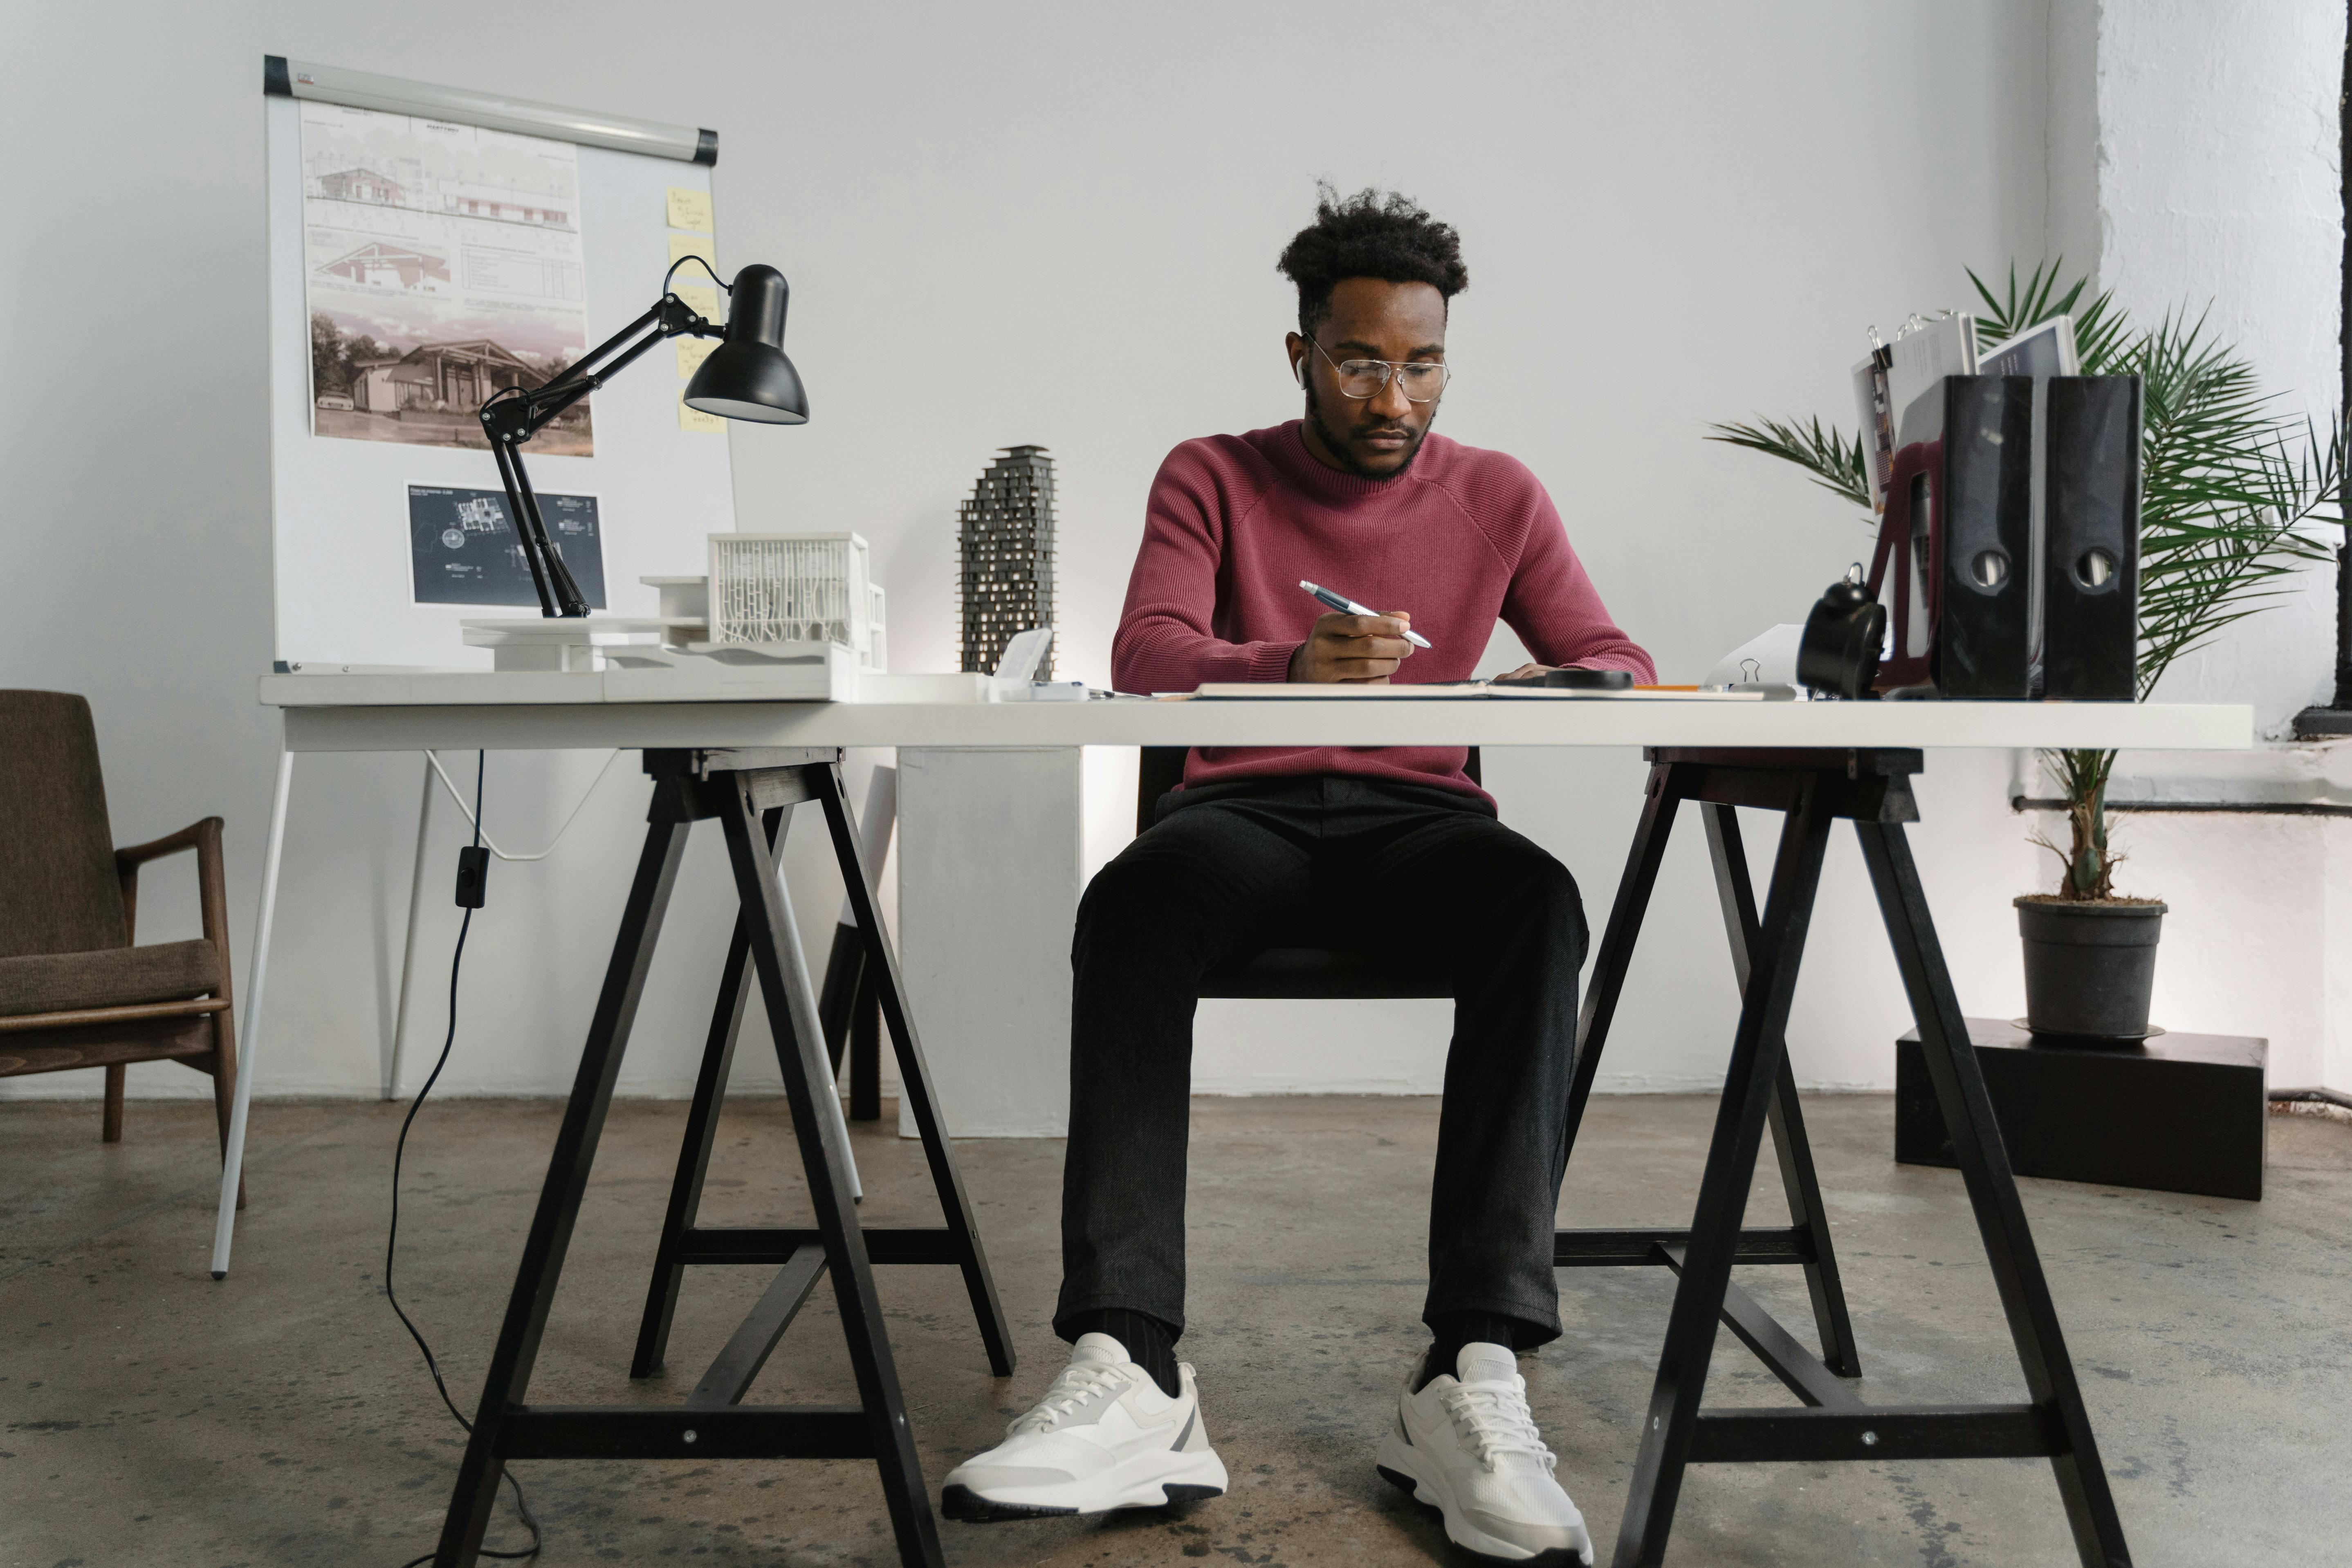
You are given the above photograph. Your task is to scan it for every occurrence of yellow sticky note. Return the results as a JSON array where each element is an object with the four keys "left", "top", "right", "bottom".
[
  {"left": 666, "top": 185, "right": 714, "bottom": 234},
  {"left": 669, "top": 231, "right": 717, "bottom": 274},
  {"left": 680, "top": 397, "right": 727, "bottom": 434},
  {"left": 672, "top": 283, "right": 723, "bottom": 325},
  {"left": 676, "top": 336, "right": 718, "bottom": 379}
]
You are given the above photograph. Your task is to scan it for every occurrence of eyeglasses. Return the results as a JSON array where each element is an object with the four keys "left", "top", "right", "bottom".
[{"left": 1305, "top": 335, "right": 1452, "bottom": 402}]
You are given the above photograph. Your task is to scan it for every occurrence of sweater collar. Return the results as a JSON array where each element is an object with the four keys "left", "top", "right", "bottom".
[{"left": 1266, "top": 418, "right": 1440, "bottom": 502}]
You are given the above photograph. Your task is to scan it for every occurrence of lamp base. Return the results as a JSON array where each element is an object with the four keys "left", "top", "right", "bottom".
[{"left": 2292, "top": 705, "right": 2352, "bottom": 738}]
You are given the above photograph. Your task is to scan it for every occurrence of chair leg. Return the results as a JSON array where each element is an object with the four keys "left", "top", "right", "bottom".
[
  {"left": 849, "top": 967, "right": 882, "bottom": 1122},
  {"left": 208, "top": 1005, "right": 247, "bottom": 1209},
  {"left": 103, "top": 1064, "right": 125, "bottom": 1143},
  {"left": 819, "top": 922, "right": 863, "bottom": 1075}
]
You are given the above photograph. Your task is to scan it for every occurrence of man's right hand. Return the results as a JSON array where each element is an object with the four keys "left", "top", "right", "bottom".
[{"left": 1288, "top": 611, "right": 1417, "bottom": 684}]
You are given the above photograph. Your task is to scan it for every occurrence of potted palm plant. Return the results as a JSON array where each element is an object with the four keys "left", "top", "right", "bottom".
[{"left": 1711, "top": 264, "right": 2341, "bottom": 1038}]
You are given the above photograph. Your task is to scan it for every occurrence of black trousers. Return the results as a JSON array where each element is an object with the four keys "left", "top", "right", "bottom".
[{"left": 1053, "top": 775, "right": 1588, "bottom": 1348}]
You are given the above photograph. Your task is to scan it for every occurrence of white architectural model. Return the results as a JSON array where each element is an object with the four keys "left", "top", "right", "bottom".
[{"left": 708, "top": 532, "right": 886, "bottom": 670}]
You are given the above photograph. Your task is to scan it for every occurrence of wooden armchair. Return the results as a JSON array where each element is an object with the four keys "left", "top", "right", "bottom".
[{"left": 0, "top": 691, "right": 242, "bottom": 1206}]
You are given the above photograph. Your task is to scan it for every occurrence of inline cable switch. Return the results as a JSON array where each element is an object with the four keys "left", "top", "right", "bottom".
[{"left": 454, "top": 845, "right": 490, "bottom": 909}]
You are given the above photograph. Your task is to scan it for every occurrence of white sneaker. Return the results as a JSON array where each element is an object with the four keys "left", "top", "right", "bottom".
[
  {"left": 940, "top": 1332, "right": 1228, "bottom": 1521},
  {"left": 1375, "top": 1342, "right": 1593, "bottom": 1565}
]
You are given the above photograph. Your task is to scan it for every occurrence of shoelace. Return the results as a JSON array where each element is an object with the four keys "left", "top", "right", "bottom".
[
  {"left": 1439, "top": 1379, "right": 1559, "bottom": 1472},
  {"left": 1008, "top": 1361, "right": 1131, "bottom": 1435}
]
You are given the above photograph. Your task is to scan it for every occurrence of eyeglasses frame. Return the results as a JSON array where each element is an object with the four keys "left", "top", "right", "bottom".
[{"left": 1300, "top": 333, "right": 1452, "bottom": 403}]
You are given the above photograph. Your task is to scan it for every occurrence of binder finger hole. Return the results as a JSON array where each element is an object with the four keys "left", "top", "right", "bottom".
[
  {"left": 1969, "top": 550, "right": 2010, "bottom": 590},
  {"left": 2074, "top": 549, "right": 2116, "bottom": 590}
]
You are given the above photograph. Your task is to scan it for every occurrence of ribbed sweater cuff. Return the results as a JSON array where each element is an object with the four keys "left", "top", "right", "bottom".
[{"left": 1250, "top": 639, "right": 1303, "bottom": 682}]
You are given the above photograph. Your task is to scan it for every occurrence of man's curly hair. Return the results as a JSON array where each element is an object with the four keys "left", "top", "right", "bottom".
[{"left": 1276, "top": 184, "right": 1468, "bottom": 338}]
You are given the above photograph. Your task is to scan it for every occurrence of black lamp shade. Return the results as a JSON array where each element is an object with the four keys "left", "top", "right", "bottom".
[{"left": 685, "top": 263, "right": 808, "bottom": 424}]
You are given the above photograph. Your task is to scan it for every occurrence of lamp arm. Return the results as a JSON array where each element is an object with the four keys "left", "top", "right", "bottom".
[
  {"left": 482, "top": 295, "right": 716, "bottom": 444},
  {"left": 491, "top": 437, "right": 572, "bottom": 617},
  {"left": 477, "top": 292, "right": 721, "bottom": 618}
]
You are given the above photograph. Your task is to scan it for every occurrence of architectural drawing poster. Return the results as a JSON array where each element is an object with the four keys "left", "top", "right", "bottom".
[
  {"left": 407, "top": 484, "right": 605, "bottom": 608},
  {"left": 301, "top": 102, "right": 592, "bottom": 454}
]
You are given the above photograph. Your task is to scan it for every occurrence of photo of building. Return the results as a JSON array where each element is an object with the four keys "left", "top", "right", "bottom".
[{"left": 348, "top": 339, "right": 535, "bottom": 415}]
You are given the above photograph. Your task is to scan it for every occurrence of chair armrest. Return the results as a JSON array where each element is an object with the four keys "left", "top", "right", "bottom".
[
  {"left": 116, "top": 821, "right": 211, "bottom": 869},
  {"left": 114, "top": 818, "right": 227, "bottom": 961}
]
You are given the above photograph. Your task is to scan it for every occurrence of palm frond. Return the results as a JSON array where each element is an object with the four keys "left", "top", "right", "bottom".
[
  {"left": 2125, "top": 307, "right": 2344, "bottom": 693},
  {"left": 1969, "top": 260, "right": 2081, "bottom": 343},
  {"left": 1967, "top": 259, "right": 2126, "bottom": 373},
  {"left": 1703, "top": 416, "right": 1874, "bottom": 515}
]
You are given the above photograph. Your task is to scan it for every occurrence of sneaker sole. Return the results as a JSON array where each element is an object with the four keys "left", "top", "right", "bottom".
[
  {"left": 1376, "top": 1434, "right": 1591, "bottom": 1566},
  {"left": 942, "top": 1451, "right": 1228, "bottom": 1522}
]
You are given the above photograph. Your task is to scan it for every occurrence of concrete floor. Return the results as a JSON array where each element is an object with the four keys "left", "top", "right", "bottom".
[{"left": 2, "top": 1092, "right": 2347, "bottom": 1568}]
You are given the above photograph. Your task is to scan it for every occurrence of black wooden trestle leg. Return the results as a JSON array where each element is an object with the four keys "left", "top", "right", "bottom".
[
  {"left": 1560, "top": 749, "right": 2132, "bottom": 1568},
  {"left": 434, "top": 749, "right": 1014, "bottom": 1568},
  {"left": 1699, "top": 801, "right": 1861, "bottom": 1379},
  {"left": 632, "top": 807, "right": 780, "bottom": 1380},
  {"left": 1854, "top": 817, "right": 2129, "bottom": 1566},
  {"left": 1554, "top": 763, "right": 1863, "bottom": 1379}
]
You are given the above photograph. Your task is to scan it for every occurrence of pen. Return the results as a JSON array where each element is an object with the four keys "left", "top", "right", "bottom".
[{"left": 1298, "top": 580, "right": 1433, "bottom": 649}]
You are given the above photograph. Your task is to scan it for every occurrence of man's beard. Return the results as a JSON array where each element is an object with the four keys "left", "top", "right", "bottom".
[{"left": 1304, "top": 377, "right": 1431, "bottom": 479}]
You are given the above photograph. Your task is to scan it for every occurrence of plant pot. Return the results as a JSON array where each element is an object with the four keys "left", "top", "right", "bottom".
[{"left": 2014, "top": 897, "right": 2166, "bottom": 1041}]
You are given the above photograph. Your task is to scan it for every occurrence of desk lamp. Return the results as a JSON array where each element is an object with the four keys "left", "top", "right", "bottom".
[{"left": 477, "top": 261, "right": 808, "bottom": 617}]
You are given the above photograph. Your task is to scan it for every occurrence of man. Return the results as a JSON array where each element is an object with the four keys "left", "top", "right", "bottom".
[{"left": 942, "top": 188, "right": 1653, "bottom": 1566}]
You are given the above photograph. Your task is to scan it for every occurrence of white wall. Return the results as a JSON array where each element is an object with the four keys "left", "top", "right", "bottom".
[
  {"left": 2036, "top": 0, "right": 2352, "bottom": 1093},
  {"left": 2092, "top": 0, "right": 2345, "bottom": 732},
  {"left": 3, "top": 1, "right": 2338, "bottom": 1105}
]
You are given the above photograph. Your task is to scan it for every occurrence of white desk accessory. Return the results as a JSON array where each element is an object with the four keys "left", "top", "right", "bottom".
[
  {"left": 989, "top": 625, "right": 1082, "bottom": 701},
  {"left": 1703, "top": 624, "right": 1807, "bottom": 692}
]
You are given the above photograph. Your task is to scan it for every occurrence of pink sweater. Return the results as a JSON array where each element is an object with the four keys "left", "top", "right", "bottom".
[{"left": 1113, "top": 420, "right": 1655, "bottom": 802}]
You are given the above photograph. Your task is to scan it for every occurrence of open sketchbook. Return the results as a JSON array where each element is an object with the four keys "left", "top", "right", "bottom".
[{"left": 1174, "top": 683, "right": 1764, "bottom": 701}]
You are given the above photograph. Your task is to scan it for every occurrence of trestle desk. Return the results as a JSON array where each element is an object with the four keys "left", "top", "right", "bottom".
[{"left": 219, "top": 678, "right": 2246, "bottom": 1568}]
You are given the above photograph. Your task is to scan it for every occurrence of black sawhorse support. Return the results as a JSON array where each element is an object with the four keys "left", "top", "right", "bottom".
[
  {"left": 1558, "top": 748, "right": 2130, "bottom": 1568},
  {"left": 433, "top": 747, "right": 1014, "bottom": 1568}
]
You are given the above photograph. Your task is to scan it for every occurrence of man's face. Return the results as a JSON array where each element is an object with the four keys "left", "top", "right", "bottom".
[{"left": 1286, "top": 277, "right": 1448, "bottom": 479}]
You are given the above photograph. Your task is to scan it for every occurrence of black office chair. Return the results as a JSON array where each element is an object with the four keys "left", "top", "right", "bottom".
[{"left": 1133, "top": 746, "right": 1477, "bottom": 999}]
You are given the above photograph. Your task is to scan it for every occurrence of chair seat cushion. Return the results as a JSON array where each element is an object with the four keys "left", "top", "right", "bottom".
[
  {"left": 0, "top": 940, "right": 221, "bottom": 1017},
  {"left": 1202, "top": 946, "right": 1452, "bottom": 1000}
]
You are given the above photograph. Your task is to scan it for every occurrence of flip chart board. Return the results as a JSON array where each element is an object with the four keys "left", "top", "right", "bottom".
[{"left": 263, "top": 60, "right": 736, "bottom": 666}]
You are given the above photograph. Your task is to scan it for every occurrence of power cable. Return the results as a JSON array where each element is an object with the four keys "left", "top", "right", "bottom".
[
  {"left": 423, "top": 747, "right": 621, "bottom": 862},
  {"left": 389, "top": 753, "right": 541, "bottom": 1566}
]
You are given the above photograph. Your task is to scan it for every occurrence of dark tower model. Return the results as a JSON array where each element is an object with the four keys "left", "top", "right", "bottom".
[{"left": 957, "top": 444, "right": 1057, "bottom": 676}]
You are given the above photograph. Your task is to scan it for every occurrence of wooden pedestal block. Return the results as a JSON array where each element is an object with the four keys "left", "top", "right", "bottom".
[{"left": 1896, "top": 1017, "right": 2267, "bottom": 1201}]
